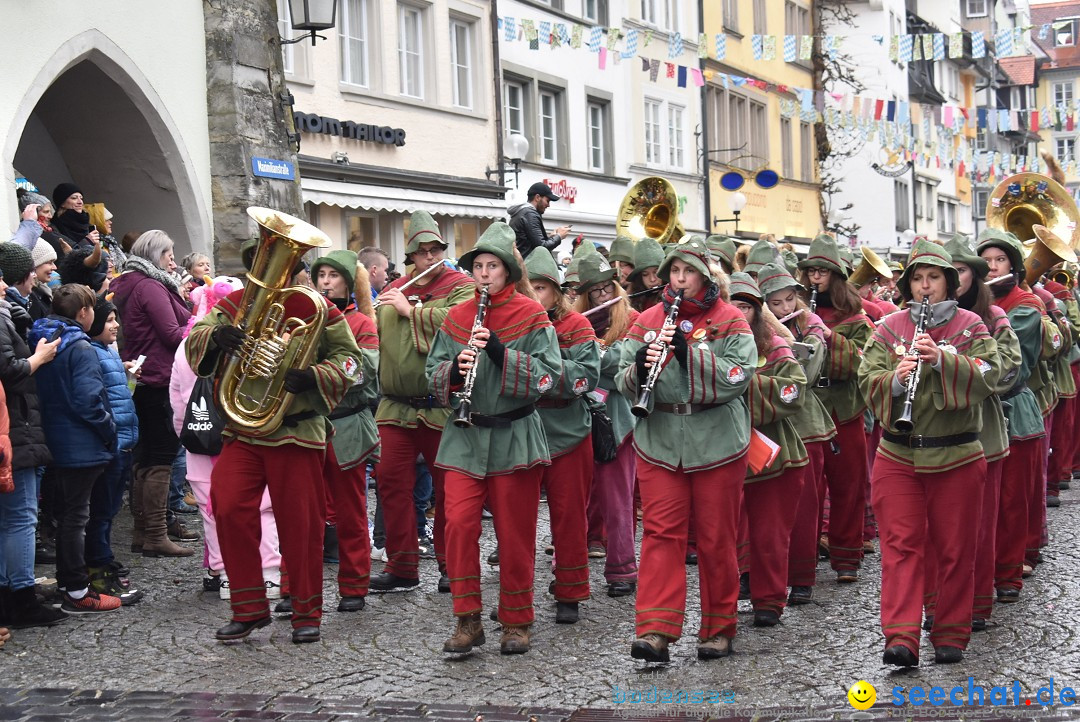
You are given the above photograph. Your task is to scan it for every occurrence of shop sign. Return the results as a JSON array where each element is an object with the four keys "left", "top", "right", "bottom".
[
  {"left": 251, "top": 157, "right": 296, "bottom": 180},
  {"left": 543, "top": 178, "right": 578, "bottom": 204},
  {"left": 294, "top": 112, "right": 406, "bottom": 147},
  {"left": 15, "top": 177, "right": 38, "bottom": 192}
]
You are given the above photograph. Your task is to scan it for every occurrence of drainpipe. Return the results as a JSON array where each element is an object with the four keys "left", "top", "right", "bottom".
[{"left": 490, "top": 0, "right": 506, "bottom": 191}]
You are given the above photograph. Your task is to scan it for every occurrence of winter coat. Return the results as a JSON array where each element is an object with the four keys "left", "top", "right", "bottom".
[
  {"left": 508, "top": 203, "right": 560, "bottom": 259},
  {"left": 110, "top": 265, "right": 191, "bottom": 388},
  {"left": 91, "top": 340, "right": 139, "bottom": 452},
  {"left": 0, "top": 302, "right": 50, "bottom": 469},
  {"left": 0, "top": 381, "right": 11, "bottom": 492},
  {"left": 4, "top": 289, "right": 34, "bottom": 340},
  {"left": 28, "top": 316, "right": 115, "bottom": 468},
  {"left": 52, "top": 209, "right": 92, "bottom": 246},
  {"left": 28, "top": 284, "right": 51, "bottom": 321}
]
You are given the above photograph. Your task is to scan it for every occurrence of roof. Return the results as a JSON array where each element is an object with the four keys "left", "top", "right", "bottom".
[
  {"left": 1000, "top": 56, "right": 1036, "bottom": 85},
  {"left": 1032, "top": 1, "right": 1080, "bottom": 70}
]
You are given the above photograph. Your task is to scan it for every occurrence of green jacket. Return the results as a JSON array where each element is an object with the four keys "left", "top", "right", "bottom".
[
  {"left": 997, "top": 287, "right": 1049, "bottom": 440},
  {"left": 538, "top": 310, "right": 601, "bottom": 457},
  {"left": 376, "top": 267, "right": 475, "bottom": 430},
  {"left": 746, "top": 337, "right": 808, "bottom": 482},
  {"left": 788, "top": 312, "right": 837, "bottom": 443},
  {"left": 329, "top": 308, "right": 380, "bottom": 470},
  {"left": 813, "top": 308, "right": 873, "bottom": 424},
  {"left": 426, "top": 285, "right": 561, "bottom": 479},
  {"left": 982, "top": 306, "right": 1020, "bottom": 462},
  {"left": 616, "top": 295, "right": 757, "bottom": 472},
  {"left": 597, "top": 336, "right": 638, "bottom": 445}
]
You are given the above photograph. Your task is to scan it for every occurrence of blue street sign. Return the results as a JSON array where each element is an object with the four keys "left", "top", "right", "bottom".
[{"left": 251, "top": 157, "right": 296, "bottom": 181}]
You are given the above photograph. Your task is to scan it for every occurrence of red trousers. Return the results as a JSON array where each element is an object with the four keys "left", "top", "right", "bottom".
[
  {"left": 444, "top": 466, "right": 543, "bottom": 625},
  {"left": 1028, "top": 418, "right": 1052, "bottom": 567},
  {"left": 635, "top": 457, "right": 745, "bottom": 642},
  {"left": 1072, "top": 366, "right": 1080, "bottom": 475},
  {"left": 864, "top": 424, "right": 881, "bottom": 542},
  {"left": 996, "top": 438, "right": 1042, "bottom": 592},
  {"left": 872, "top": 454, "right": 984, "bottom": 655},
  {"left": 788, "top": 442, "right": 825, "bottom": 587},
  {"left": 821, "top": 416, "right": 867, "bottom": 572},
  {"left": 375, "top": 423, "right": 446, "bottom": 577},
  {"left": 739, "top": 466, "right": 805, "bottom": 615},
  {"left": 212, "top": 440, "right": 325, "bottom": 629},
  {"left": 1048, "top": 394, "right": 1076, "bottom": 495},
  {"left": 973, "top": 458, "right": 1003, "bottom": 621},
  {"left": 588, "top": 439, "right": 638, "bottom": 582},
  {"left": 545, "top": 437, "right": 592, "bottom": 602},
  {"left": 323, "top": 445, "right": 371, "bottom": 598}
]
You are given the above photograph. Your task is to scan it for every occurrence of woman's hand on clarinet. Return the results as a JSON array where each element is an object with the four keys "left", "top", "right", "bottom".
[
  {"left": 456, "top": 346, "right": 477, "bottom": 377},
  {"left": 912, "top": 332, "right": 940, "bottom": 365},
  {"left": 895, "top": 356, "right": 918, "bottom": 385},
  {"left": 469, "top": 326, "right": 490, "bottom": 349},
  {"left": 645, "top": 324, "right": 676, "bottom": 368}
]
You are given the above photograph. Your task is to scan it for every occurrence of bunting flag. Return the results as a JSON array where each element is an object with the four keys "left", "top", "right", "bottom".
[
  {"left": 1040, "top": 23, "right": 1051, "bottom": 40},
  {"left": 800, "top": 34, "right": 813, "bottom": 60},
  {"left": 643, "top": 29, "right": 653, "bottom": 47},
  {"left": 605, "top": 27, "right": 620, "bottom": 51},
  {"left": 716, "top": 32, "right": 727, "bottom": 60},
  {"left": 665, "top": 62, "right": 675, "bottom": 79},
  {"left": 649, "top": 58, "right": 660, "bottom": 81},
  {"left": 899, "top": 34, "right": 913, "bottom": 62},
  {"left": 698, "top": 33, "right": 708, "bottom": 58},
  {"left": 972, "top": 31, "right": 986, "bottom": 58},
  {"left": 889, "top": 34, "right": 899, "bottom": 62},
  {"left": 677, "top": 65, "right": 687, "bottom": 88},
  {"left": 570, "top": 23, "right": 582, "bottom": 48},
  {"left": 922, "top": 34, "right": 934, "bottom": 60},
  {"left": 503, "top": 17, "right": 516, "bottom": 41},
  {"left": 598, "top": 47, "right": 607, "bottom": 69},
  {"left": 784, "top": 34, "right": 797, "bottom": 62},
  {"left": 825, "top": 34, "right": 840, "bottom": 60},
  {"left": 949, "top": 32, "right": 963, "bottom": 59},
  {"left": 763, "top": 34, "right": 777, "bottom": 61},
  {"left": 668, "top": 31, "right": 683, "bottom": 57},
  {"left": 751, "top": 34, "right": 763, "bottom": 60},
  {"left": 912, "top": 35, "right": 923, "bottom": 61},
  {"left": 996, "top": 28, "right": 1013, "bottom": 57},
  {"left": 622, "top": 28, "right": 638, "bottom": 59},
  {"left": 933, "top": 33, "right": 945, "bottom": 60},
  {"left": 587, "top": 25, "right": 602, "bottom": 51}
]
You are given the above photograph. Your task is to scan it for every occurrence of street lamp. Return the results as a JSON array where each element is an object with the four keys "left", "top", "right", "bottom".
[
  {"left": 713, "top": 191, "right": 747, "bottom": 235},
  {"left": 899, "top": 228, "right": 916, "bottom": 249},
  {"left": 485, "top": 133, "right": 530, "bottom": 189},
  {"left": 283, "top": 0, "right": 338, "bottom": 45}
]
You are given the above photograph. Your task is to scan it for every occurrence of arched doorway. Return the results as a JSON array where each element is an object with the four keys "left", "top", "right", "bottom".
[{"left": 5, "top": 33, "right": 210, "bottom": 256}]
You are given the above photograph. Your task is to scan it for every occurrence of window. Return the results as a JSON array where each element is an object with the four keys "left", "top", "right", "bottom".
[
  {"left": 750, "top": 100, "right": 768, "bottom": 168},
  {"left": 975, "top": 188, "right": 990, "bottom": 218},
  {"left": 641, "top": 0, "right": 676, "bottom": 32},
  {"left": 398, "top": 4, "right": 424, "bottom": 98},
  {"left": 780, "top": 118, "right": 794, "bottom": 179},
  {"left": 936, "top": 63, "right": 961, "bottom": 103},
  {"left": 668, "top": 104, "right": 685, "bottom": 168},
  {"left": 753, "top": 0, "right": 767, "bottom": 35},
  {"left": 800, "top": 121, "right": 813, "bottom": 181},
  {"left": 584, "top": 0, "right": 608, "bottom": 25},
  {"left": 346, "top": 213, "right": 379, "bottom": 253},
  {"left": 1054, "top": 81, "right": 1074, "bottom": 107},
  {"left": 1056, "top": 19, "right": 1079, "bottom": 47},
  {"left": 914, "top": 180, "right": 923, "bottom": 218},
  {"left": 504, "top": 81, "right": 526, "bottom": 136},
  {"left": 966, "top": 0, "right": 987, "bottom": 18},
  {"left": 889, "top": 11, "right": 904, "bottom": 67},
  {"left": 340, "top": 0, "right": 369, "bottom": 87},
  {"left": 277, "top": 0, "right": 309, "bottom": 76},
  {"left": 1057, "top": 137, "right": 1076, "bottom": 163},
  {"left": 587, "top": 100, "right": 610, "bottom": 173},
  {"left": 539, "top": 89, "right": 561, "bottom": 163},
  {"left": 785, "top": 2, "right": 810, "bottom": 56},
  {"left": 894, "top": 180, "right": 910, "bottom": 231},
  {"left": 644, "top": 99, "right": 662, "bottom": 165},
  {"left": 453, "top": 220, "right": 480, "bottom": 257},
  {"left": 976, "top": 127, "right": 988, "bottom": 151},
  {"left": 450, "top": 19, "right": 474, "bottom": 109},
  {"left": 938, "top": 198, "right": 957, "bottom": 234},
  {"left": 722, "top": 0, "right": 738, "bottom": 32},
  {"left": 1009, "top": 86, "right": 1034, "bottom": 112}
]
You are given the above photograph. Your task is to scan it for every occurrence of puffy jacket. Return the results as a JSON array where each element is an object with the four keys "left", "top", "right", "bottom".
[
  {"left": 110, "top": 268, "right": 191, "bottom": 388},
  {"left": 0, "top": 302, "right": 50, "bottom": 469},
  {"left": 508, "top": 203, "right": 560, "bottom": 259},
  {"left": 28, "top": 316, "right": 115, "bottom": 468},
  {"left": 92, "top": 340, "right": 139, "bottom": 452}
]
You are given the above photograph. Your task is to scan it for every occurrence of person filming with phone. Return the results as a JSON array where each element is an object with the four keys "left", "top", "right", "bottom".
[{"left": 508, "top": 182, "right": 571, "bottom": 260}]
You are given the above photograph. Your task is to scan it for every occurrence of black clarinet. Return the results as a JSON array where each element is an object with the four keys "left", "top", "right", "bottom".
[
  {"left": 631, "top": 290, "right": 684, "bottom": 419},
  {"left": 453, "top": 285, "right": 491, "bottom": 428},
  {"left": 895, "top": 296, "right": 931, "bottom": 433}
]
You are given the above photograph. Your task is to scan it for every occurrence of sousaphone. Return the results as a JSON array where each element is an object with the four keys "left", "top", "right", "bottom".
[
  {"left": 847, "top": 246, "right": 893, "bottom": 289},
  {"left": 986, "top": 172, "right": 1080, "bottom": 285},
  {"left": 616, "top": 177, "right": 685, "bottom": 244}
]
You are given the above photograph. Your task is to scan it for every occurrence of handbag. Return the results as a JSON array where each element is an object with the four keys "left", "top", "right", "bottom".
[
  {"left": 179, "top": 375, "right": 225, "bottom": 456},
  {"left": 590, "top": 405, "right": 619, "bottom": 463}
]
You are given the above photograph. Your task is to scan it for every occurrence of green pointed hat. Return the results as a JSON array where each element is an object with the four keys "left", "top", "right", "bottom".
[
  {"left": 658, "top": 236, "right": 713, "bottom": 282},
  {"left": 744, "top": 239, "right": 781, "bottom": 276},
  {"left": 627, "top": 238, "right": 665, "bottom": 281},
  {"left": 838, "top": 246, "right": 856, "bottom": 274},
  {"left": 943, "top": 233, "right": 989, "bottom": 279},
  {"left": 608, "top": 236, "right": 636, "bottom": 264},
  {"left": 797, "top": 233, "right": 847, "bottom": 278},
  {"left": 524, "top": 246, "right": 562, "bottom": 287},
  {"left": 976, "top": 228, "right": 1025, "bottom": 280},
  {"left": 311, "top": 249, "right": 358, "bottom": 291},
  {"left": 706, "top": 234, "right": 737, "bottom": 271},
  {"left": 757, "top": 262, "right": 803, "bottom": 299},
  {"left": 899, "top": 238, "right": 958, "bottom": 298},
  {"left": 403, "top": 210, "right": 445, "bottom": 264},
  {"left": 729, "top": 271, "right": 763, "bottom": 305},
  {"left": 576, "top": 254, "right": 617, "bottom": 293},
  {"left": 781, "top": 249, "right": 799, "bottom": 276},
  {"left": 458, "top": 222, "right": 522, "bottom": 282}
]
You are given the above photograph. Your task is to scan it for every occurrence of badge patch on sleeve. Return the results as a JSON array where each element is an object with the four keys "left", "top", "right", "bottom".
[
  {"left": 727, "top": 365, "right": 746, "bottom": 384},
  {"left": 780, "top": 383, "right": 800, "bottom": 403},
  {"left": 538, "top": 374, "right": 554, "bottom": 393},
  {"left": 572, "top": 378, "right": 589, "bottom": 395},
  {"left": 974, "top": 358, "right": 992, "bottom": 375},
  {"left": 1053, "top": 332, "right": 1062, "bottom": 349},
  {"left": 342, "top": 357, "right": 359, "bottom": 377}
]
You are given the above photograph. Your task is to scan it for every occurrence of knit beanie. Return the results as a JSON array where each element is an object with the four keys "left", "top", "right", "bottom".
[
  {"left": 52, "top": 182, "right": 82, "bottom": 210},
  {"left": 88, "top": 297, "right": 116, "bottom": 338},
  {"left": 32, "top": 238, "right": 58, "bottom": 268},
  {"left": 0, "top": 243, "right": 34, "bottom": 284}
]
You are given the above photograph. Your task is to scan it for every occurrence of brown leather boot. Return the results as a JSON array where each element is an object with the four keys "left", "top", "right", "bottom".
[
  {"left": 630, "top": 633, "right": 670, "bottom": 662},
  {"left": 141, "top": 466, "right": 194, "bottom": 558},
  {"left": 129, "top": 466, "right": 147, "bottom": 553},
  {"left": 697, "top": 634, "right": 732, "bottom": 660},
  {"left": 499, "top": 624, "right": 531, "bottom": 654},
  {"left": 443, "top": 614, "right": 485, "bottom": 653}
]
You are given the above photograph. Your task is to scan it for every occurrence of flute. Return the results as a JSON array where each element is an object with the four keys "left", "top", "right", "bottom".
[
  {"left": 582, "top": 286, "right": 662, "bottom": 317},
  {"left": 373, "top": 261, "right": 443, "bottom": 308},
  {"left": 777, "top": 309, "right": 805, "bottom": 324},
  {"left": 985, "top": 274, "right": 1013, "bottom": 286}
]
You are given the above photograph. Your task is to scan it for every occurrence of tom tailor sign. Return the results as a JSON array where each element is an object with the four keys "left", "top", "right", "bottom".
[
  {"left": 293, "top": 111, "right": 407, "bottom": 147},
  {"left": 251, "top": 157, "right": 296, "bottom": 180}
]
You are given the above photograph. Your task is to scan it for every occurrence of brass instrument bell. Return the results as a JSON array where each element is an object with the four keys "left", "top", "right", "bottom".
[{"left": 616, "top": 176, "right": 685, "bottom": 245}]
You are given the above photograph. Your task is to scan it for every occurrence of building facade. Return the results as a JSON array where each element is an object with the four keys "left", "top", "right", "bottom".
[{"left": 1033, "top": 0, "right": 1080, "bottom": 198}]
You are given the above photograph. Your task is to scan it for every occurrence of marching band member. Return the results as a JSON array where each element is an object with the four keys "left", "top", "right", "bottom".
[
  {"left": 608, "top": 236, "right": 636, "bottom": 289},
  {"left": 977, "top": 230, "right": 1048, "bottom": 604},
  {"left": 310, "top": 251, "right": 379, "bottom": 613},
  {"left": 627, "top": 238, "right": 665, "bottom": 313},
  {"left": 427, "top": 224, "right": 561, "bottom": 655},
  {"left": 758, "top": 262, "right": 837, "bottom": 606},
  {"left": 525, "top": 250, "right": 600, "bottom": 624},
  {"left": 740, "top": 239, "right": 781, "bottom": 280},
  {"left": 371, "top": 211, "right": 474, "bottom": 593},
  {"left": 1042, "top": 277, "right": 1078, "bottom": 508},
  {"left": 796, "top": 234, "right": 874, "bottom": 583},
  {"left": 616, "top": 237, "right": 756, "bottom": 663},
  {"left": 858, "top": 239, "right": 999, "bottom": 666},
  {"left": 575, "top": 256, "right": 641, "bottom": 597},
  {"left": 706, "top": 235, "right": 737, "bottom": 276},
  {"left": 728, "top": 273, "right": 808, "bottom": 627}
]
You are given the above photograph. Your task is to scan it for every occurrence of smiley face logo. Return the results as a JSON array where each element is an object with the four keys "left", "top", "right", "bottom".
[{"left": 847, "top": 680, "right": 876, "bottom": 710}]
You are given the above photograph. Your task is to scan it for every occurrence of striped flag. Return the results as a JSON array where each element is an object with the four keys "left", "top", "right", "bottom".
[
  {"left": 716, "top": 33, "right": 727, "bottom": 60},
  {"left": 784, "top": 35, "right": 797, "bottom": 62}
]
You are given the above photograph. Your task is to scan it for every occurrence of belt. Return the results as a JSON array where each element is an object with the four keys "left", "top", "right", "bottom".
[
  {"left": 881, "top": 431, "right": 979, "bottom": 449},
  {"left": 328, "top": 405, "right": 367, "bottom": 421},
  {"left": 282, "top": 410, "right": 318, "bottom": 427},
  {"left": 813, "top": 378, "right": 832, "bottom": 388},
  {"left": 465, "top": 404, "right": 536, "bottom": 428},
  {"left": 653, "top": 402, "right": 721, "bottom": 416},
  {"left": 1000, "top": 385, "right": 1025, "bottom": 401},
  {"left": 536, "top": 398, "right": 574, "bottom": 409},
  {"left": 385, "top": 394, "right": 447, "bottom": 410}
]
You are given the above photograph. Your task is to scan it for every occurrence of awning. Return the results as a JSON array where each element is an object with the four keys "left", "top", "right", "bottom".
[{"left": 300, "top": 177, "right": 507, "bottom": 219}]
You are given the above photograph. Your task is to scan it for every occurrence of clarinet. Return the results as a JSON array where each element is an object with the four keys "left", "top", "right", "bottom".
[
  {"left": 807, "top": 287, "right": 830, "bottom": 387},
  {"left": 631, "top": 290, "right": 684, "bottom": 419},
  {"left": 453, "top": 285, "right": 491, "bottom": 429},
  {"left": 894, "top": 295, "right": 931, "bottom": 433}
]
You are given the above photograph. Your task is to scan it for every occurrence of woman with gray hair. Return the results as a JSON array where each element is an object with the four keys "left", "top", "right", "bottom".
[{"left": 110, "top": 231, "right": 193, "bottom": 559}]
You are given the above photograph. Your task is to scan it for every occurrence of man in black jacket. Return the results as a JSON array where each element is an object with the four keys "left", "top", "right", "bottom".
[{"left": 508, "top": 182, "right": 571, "bottom": 259}]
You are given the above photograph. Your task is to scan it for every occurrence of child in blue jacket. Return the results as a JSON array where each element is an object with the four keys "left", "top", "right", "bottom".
[
  {"left": 28, "top": 284, "right": 120, "bottom": 614},
  {"left": 84, "top": 296, "right": 143, "bottom": 604}
]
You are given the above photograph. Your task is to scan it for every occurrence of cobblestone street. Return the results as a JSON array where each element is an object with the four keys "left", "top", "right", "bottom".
[{"left": 3, "top": 489, "right": 1079, "bottom": 720}]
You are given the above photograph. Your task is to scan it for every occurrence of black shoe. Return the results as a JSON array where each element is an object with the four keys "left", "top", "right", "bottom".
[
  {"left": 738, "top": 572, "right": 750, "bottom": 601},
  {"left": 882, "top": 645, "right": 918, "bottom": 667},
  {"left": 787, "top": 586, "right": 813, "bottom": 606},
  {"left": 7, "top": 587, "right": 68, "bottom": 629},
  {"left": 215, "top": 616, "right": 271, "bottom": 641},
  {"left": 923, "top": 615, "right": 934, "bottom": 632},
  {"left": 203, "top": 572, "right": 223, "bottom": 593},
  {"left": 685, "top": 551, "right": 698, "bottom": 565},
  {"left": 35, "top": 537, "right": 56, "bottom": 565},
  {"left": 337, "top": 596, "right": 365, "bottom": 612},
  {"left": 996, "top": 588, "right": 1020, "bottom": 604},
  {"left": 752, "top": 609, "right": 780, "bottom": 627},
  {"left": 487, "top": 548, "right": 500, "bottom": 566},
  {"left": 273, "top": 598, "right": 293, "bottom": 617},
  {"left": 555, "top": 602, "right": 579, "bottom": 624},
  {"left": 417, "top": 536, "right": 436, "bottom": 560},
  {"left": 934, "top": 646, "right": 963, "bottom": 664},
  {"left": 607, "top": 581, "right": 636, "bottom": 598},
  {"left": 1048, "top": 495, "right": 1061, "bottom": 508},
  {"left": 323, "top": 524, "right": 340, "bottom": 564},
  {"left": 1059, "top": 479, "right": 1071, "bottom": 490},
  {"left": 489, "top": 607, "right": 499, "bottom": 622},
  {"left": 971, "top": 618, "right": 987, "bottom": 632},
  {"left": 836, "top": 568, "right": 858, "bottom": 583},
  {"left": 438, "top": 574, "right": 451, "bottom": 593},
  {"left": 630, "top": 634, "right": 670, "bottom": 663},
  {"left": 368, "top": 572, "right": 419, "bottom": 592},
  {"left": 292, "top": 627, "right": 321, "bottom": 643}
]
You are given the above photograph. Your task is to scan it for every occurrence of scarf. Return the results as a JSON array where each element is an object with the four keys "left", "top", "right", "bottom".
[
  {"left": 906, "top": 299, "right": 957, "bottom": 329},
  {"left": 989, "top": 275, "right": 1017, "bottom": 299},
  {"left": 662, "top": 282, "right": 719, "bottom": 315},
  {"left": 123, "top": 255, "right": 181, "bottom": 295}
]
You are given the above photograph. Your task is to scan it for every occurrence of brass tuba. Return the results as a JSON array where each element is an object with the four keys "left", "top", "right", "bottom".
[
  {"left": 847, "top": 246, "right": 893, "bottom": 290},
  {"left": 985, "top": 172, "right": 1080, "bottom": 284},
  {"left": 217, "top": 207, "right": 331, "bottom": 437},
  {"left": 616, "top": 176, "right": 685, "bottom": 244}
]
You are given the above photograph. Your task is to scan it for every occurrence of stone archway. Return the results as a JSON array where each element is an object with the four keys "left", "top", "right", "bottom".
[{"left": 4, "top": 31, "right": 210, "bottom": 255}]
